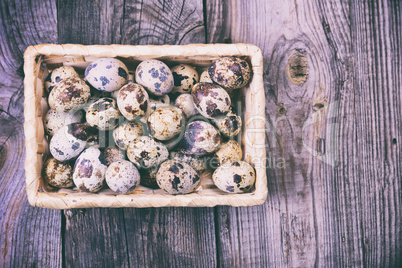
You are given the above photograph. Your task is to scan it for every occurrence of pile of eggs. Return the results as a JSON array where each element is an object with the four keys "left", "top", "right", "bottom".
[{"left": 42, "top": 56, "right": 256, "bottom": 195}]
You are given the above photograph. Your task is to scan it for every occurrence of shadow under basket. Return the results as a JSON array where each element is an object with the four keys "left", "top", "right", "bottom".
[{"left": 24, "top": 43, "right": 267, "bottom": 209}]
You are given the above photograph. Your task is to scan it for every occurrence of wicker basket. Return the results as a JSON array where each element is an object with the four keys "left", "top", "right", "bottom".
[{"left": 24, "top": 43, "right": 267, "bottom": 209}]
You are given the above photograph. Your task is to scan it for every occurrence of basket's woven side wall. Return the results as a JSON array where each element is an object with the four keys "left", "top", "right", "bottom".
[
  {"left": 24, "top": 46, "right": 42, "bottom": 206},
  {"left": 24, "top": 43, "right": 267, "bottom": 209}
]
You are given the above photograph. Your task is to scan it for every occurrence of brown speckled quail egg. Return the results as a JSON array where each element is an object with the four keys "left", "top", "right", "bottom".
[
  {"left": 117, "top": 83, "right": 149, "bottom": 120},
  {"left": 86, "top": 97, "right": 121, "bottom": 130},
  {"left": 214, "top": 140, "right": 242, "bottom": 166},
  {"left": 191, "top": 82, "right": 231, "bottom": 119},
  {"left": 113, "top": 120, "right": 144, "bottom": 150},
  {"left": 135, "top": 60, "right": 174, "bottom": 96},
  {"left": 170, "top": 150, "right": 207, "bottom": 172},
  {"left": 183, "top": 120, "right": 221, "bottom": 155},
  {"left": 139, "top": 166, "right": 160, "bottom": 189},
  {"left": 147, "top": 106, "right": 185, "bottom": 141},
  {"left": 49, "top": 123, "right": 91, "bottom": 161},
  {"left": 209, "top": 56, "right": 251, "bottom": 90},
  {"left": 171, "top": 64, "right": 199, "bottom": 94},
  {"left": 126, "top": 136, "right": 169, "bottom": 169},
  {"left": 43, "top": 157, "right": 74, "bottom": 188},
  {"left": 48, "top": 77, "right": 91, "bottom": 113},
  {"left": 73, "top": 147, "right": 107, "bottom": 192},
  {"left": 102, "top": 146, "right": 125, "bottom": 166},
  {"left": 105, "top": 160, "right": 140, "bottom": 194},
  {"left": 156, "top": 160, "right": 200, "bottom": 195},
  {"left": 44, "top": 109, "right": 84, "bottom": 136},
  {"left": 211, "top": 109, "right": 242, "bottom": 137},
  {"left": 85, "top": 58, "right": 129, "bottom": 92},
  {"left": 212, "top": 161, "right": 255, "bottom": 193},
  {"left": 199, "top": 70, "right": 213, "bottom": 83},
  {"left": 45, "top": 66, "right": 79, "bottom": 93},
  {"left": 174, "top": 94, "right": 198, "bottom": 118}
]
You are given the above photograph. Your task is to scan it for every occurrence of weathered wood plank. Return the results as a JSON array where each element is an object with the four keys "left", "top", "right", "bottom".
[
  {"left": 207, "top": 0, "right": 401, "bottom": 267},
  {"left": 124, "top": 208, "right": 217, "bottom": 267},
  {"left": 0, "top": 0, "right": 62, "bottom": 267},
  {"left": 58, "top": 1, "right": 216, "bottom": 267}
]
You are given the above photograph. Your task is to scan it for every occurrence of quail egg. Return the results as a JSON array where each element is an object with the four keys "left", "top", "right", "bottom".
[
  {"left": 149, "top": 94, "right": 170, "bottom": 109},
  {"left": 147, "top": 106, "right": 185, "bottom": 141},
  {"left": 183, "top": 120, "right": 221, "bottom": 155},
  {"left": 174, "top": 94, "right": 198, "bottom": 118},
  {"left": 102, "top": 146, "right": 125, "bottom": 166},
  {"left": 170, "top": 150, "right": 207, "bottom": 172},
  {"left": 135, "top": 60, "right": 174, "bottom": 96},
  {"left": 113, "top": 120, "right": 144, "bottom": 150},
  {"left": 191, "top": 82, "right": 231, "bottom": 118},
  {"left": 171, "top": 64, "right": 199, "bottom": 94},
  {"left": 49, "top": 123, "right": 92, "bottom": 161},
  {"left": 214, "top": 140, "right": 242, "bottom": 166},
  {"left": 126, "top": 136, "right": 169, "bottom": 169},
  {"left": 199, "top": 70, "right": 213, "bottom": 83},
  {"left": 44, "top": 109, "right": 84, "bottom": 136},
  {"left": 86, "top": 97, "right": 122, "bottom": 130},
  {"left": 212, "top": 160, "right": 255, "bottom": 193},
  {"left": 117, "top": 83, "right": 149, "bottom": 120},
  {"left": 48, "top": 77, "right": 91, "bottom": 113},
  {"left": 85, "top": 58, "right": 129, "bottom": 92},
  {"left": 211, "top": 109, "right": 242, "bottom": 137},
  {"left": 139, "top": 166, "right": 160, "bottom": 189},
  {"left": 43, "top": 157, "right": 74, "bottom": 188},
  {"left": 105, "top": 160, "right": 140, "bottom": 194},
  {"left": 73, "top": 147, "right": 107, "bottom": 192},
  {"left": 209, "top": 56, "right": 251, "bottom": 90},
  {"left": 45, "top": 66, "right": 79, "bottom": 93},
  {"left": 156, "top": 160, "right": 200, "bottom": 195}
]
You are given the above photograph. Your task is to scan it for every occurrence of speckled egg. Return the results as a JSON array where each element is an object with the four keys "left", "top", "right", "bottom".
[
  {"left": 211, "top": 109, "right": 242, "bottom": 137},
  {"left": 43, "top": 157, "right": 74, "bottom": 188},
  {"left": 183, "top": 120, "right": 221, "bottom": 155},
  {"left": 45, "top": 66, "right": 79, "bottom": 93},
  {"left": 174, "top": 94, "right": 198, "bottom": 118},
  {"left": 147, "top": 106, "right": 185, "bottom": 141},
  {"left": 48, "top": 77, "right": 91, "bottom": 113},
  {"left": 214, "top": 140, "right": 242, "bottom": 166},
  {"left": 191, "top": 82, "right": 231, "bottom": 119},
  {"left": 126, "top": 136, "right": 169, "bottom": 169},
  {"left": 171, "top": 64, "right": 199, "bottom": 94},
  {"left": 102, "top": 146, "right": 125, "bottom": 166},
  {"left": 49, "top": 123, "right": 91, "bottom": 161},
  {"left": 156, "top": 160, "right": 200, "bottom": 195},
  {"left": 113, "top": 120, "right": 144, "bottom": 150},
  {"left": 199, "top": 70, "right": 213, "bottom": 83},
  {"left": 139, "top": 166, "right": 160, "bottom": 189},
  {"left": 44, "top": 109, "right": 83, "bottom": 136},
  {"left": 135, "top": 60, "right": 174, "bottom": 96},
  {"left": 117, "top": 83, "right": 149, "bottom": 120},
  {"left": 85, "top": 58, "right": 129, "bottom": 92},
  {"left": 105, "top": 160, "right": 140, "bottom": 194},
  {"left": 212, "top": 161, "right": 255, "bottom": 193},
  {"left": 86, "top": 97, "right": 122, "bottom": 130},
  {"left": 73, "top": 147, "right": 107, "bottom": 192},
  {"left": 209, "top": 56, "right": 251, "bottom": 90},
  {"left": 170, "top": 150, "right": 207, "bottom": 172},
  {"left": 149, "top": 94, "right": 170, "bottom": 109}
]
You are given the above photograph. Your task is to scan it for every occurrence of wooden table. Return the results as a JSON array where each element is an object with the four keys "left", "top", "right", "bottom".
[{"left": 1, "top": 0, "right": 401, "bottom": 267}]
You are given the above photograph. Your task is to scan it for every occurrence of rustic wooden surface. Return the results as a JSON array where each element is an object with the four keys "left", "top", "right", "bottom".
[{"left": 0, "top": 0, "right": 401, "bottom": 267}]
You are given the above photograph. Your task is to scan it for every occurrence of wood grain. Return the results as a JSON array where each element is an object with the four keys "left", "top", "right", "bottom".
[
  {"left": 207, "top": 0, "right": 401, "bottom": 267},
  {"left": 58, "top": 1, "right": 215, "bottom": 267},
  {"left": 0, "top": 0, "right": 62, "bottom": 267}
]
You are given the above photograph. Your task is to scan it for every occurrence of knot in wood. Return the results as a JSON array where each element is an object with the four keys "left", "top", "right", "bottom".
[
  {"left": 277, "top": 104, "right": 287, "bottom": 115},
  {"left": 286, "top": 51, "right": 309, "bottom": 85}
]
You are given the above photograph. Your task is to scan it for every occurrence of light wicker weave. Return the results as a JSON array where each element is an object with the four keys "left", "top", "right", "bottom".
[{"left": 24, "top": 43, "right": 267, "bottom": 209}]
